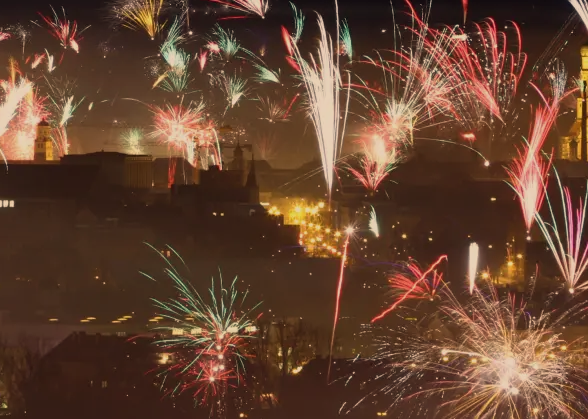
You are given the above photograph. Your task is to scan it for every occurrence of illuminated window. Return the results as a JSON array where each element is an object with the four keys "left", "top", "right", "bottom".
[
  {"left": 101, "top": 381, "right": 108, "bottom": 388},
  {"left": 9, "top": 200, "right": 14, "bottom": 208},
  {"left": 2, "top": 200, "right": 7, "bottom": 207}
]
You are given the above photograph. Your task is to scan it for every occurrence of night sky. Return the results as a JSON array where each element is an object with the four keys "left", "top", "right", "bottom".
[{"left": 0, "top": 0, "right": 584, "bottom": 167}]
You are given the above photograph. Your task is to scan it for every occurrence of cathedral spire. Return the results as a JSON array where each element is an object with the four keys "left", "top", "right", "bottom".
[{"left": 246, "top": 153, "right": 257, "bottom": 188}]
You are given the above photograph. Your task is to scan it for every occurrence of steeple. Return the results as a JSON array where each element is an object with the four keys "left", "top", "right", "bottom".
[
  {"left": 245, "top": 153, "right": 259, "bottom": 204},
  {"left": 231, "top": 141, "right": 244, "bottom": 171},
  {"left": 246, "top": 153, "right": 257, "bottom": 188}
]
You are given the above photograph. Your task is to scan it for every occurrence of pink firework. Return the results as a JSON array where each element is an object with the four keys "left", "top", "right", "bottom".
[
  {"left": 506, "top": 105, "right": 556, "bottom": 231},
  {"left": 507, "top": 81, "right": 576, "bottom": 231},
  {"left": 197, "top": 49, "right": 208, "bottom": 73},
  {"left": 372, "top": 255, "right": 448, "bottom": 322},
  {"left": 38, "top": 7, "right": 85, "bottom": 53},
  {"left": 450, "top": 19, "right": 527, "bottom": 125},
  {"left": 151, "top": 102, "right": 220, "bottom": 167},
  {"left": 388, "top": 259, "right": 446, "bottom": 303},
  {"left": 347, "top": 135, "right": 400, "bottom": 192}
]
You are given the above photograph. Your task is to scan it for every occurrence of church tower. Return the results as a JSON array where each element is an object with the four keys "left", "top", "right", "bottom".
[
  {"left": 230, "top": 141, "right": 244, "bottom": 171},
  {"left": 560, "top": 45, "right": 588, "bottom": 160},
  {"left": 34, "top": 119, "right": 54, "bottom": 161}
]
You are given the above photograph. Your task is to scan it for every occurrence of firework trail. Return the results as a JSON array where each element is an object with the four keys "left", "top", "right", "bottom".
[
  {"left": 369, "top": 205, "right": 379, "bottom": 238},
  {"left": 291, "top": 13, "right": 348, "bottom": 199},
  {"left": 364, "top": 282, "right": 588, "bottom": 418},
  {"left": 111, "top": 0, "right": 164, "bottom": 40},
  {"left": 535, "top": 171, "right": 588, "bottom": 295},
  {"left": 38, "top": 7, "right": 86, "bottom": 54},
  {"left": 347, "top": 135, "right": 399, "bottom": 192},
  {"left": 468, "top": 242, "right": 478, "bottom": 294},
  {"left": 372, "top": 255, "right": 448, "bottom": 322},
  {"left": 208, "top": 0, "right": 269, "bottom": 19},
  {"left": 144, "top": 246, "right": 260, "bottom": 409},
  {"left": 569, "top": 0, "right": 588, "bottom": 31},
  {"left": 462, "top": 0, "right": 468, "bottom": 24},
  {"left": 328, "top": 226, "right": 354, "bottom": 381}
]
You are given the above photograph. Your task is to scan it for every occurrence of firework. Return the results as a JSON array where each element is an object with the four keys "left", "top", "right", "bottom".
[
  {"left": 256, "top": 96, "right": 290, "bottom": 123},
  {"left": 45, "top": 50, "right": 56, "bottom": 72},
  {"left": 0, "top": 60, "right": 48, "bottom": 160},
  {"left": 468, "top": 242, "right": 479, "bottom": 294},
  {"left": 145, "top": 246, "right": 260, "bottom": 409},
  {"left": 340, "top": 20, "right": 352, "bottom": 60},
  {"left": 121, "top": 128, "right": 145, "bottom": 154},
  {"left": 372, "top": 255, "right": 447, "bottom": 322},
  {"left": 535, "top": 171, "right": 588, "bottom": 295},
  {"left": 367, "top": 283, "right": 588, "bottom": 418},
  {"left": 252, "top": 63, "right": 280, "bottom": 84},
  {"left": 47, "top": 94, "right": 83, "bottom": 155},
  {"left": 291, "top": 14, "right": 348, "bottom": 199},
  {"left": 111, "top": 0, "right": 164, "bottom": 40},
  {"left": 290, "top": 1, "right": 304, "bottom": 44},
  {"left": 369, "top": 206, "right": 379, "bottom": 238},
  {"left": 462, "top": 0, "right": 468, "bottom": 23},
  {"left": 197, "top": 50, "right": 208, "bottom": 73},
  {"left": 352, "top": 16, "right": 457, "bottom": 151},
  {"left": 347, "top": 135, "right": 399, "bottom": 192},
  {"left": 160, "top": 44, "right": 191, "bottom": 93},
  {"left": 0, "top": 80, "right": 32, "bottom": 140},
  {"left": 507, "top": 75, "right": 576, "bottom": 232},
  {"left": 208, "top": 0, "right": 269, "bottom": 19},
  {"left": 9, "top": 24, "right": 30, "bottom": 55},
  {"left": 38, "top": 7, "right": 86, "bottom": 53},
  {"left": 210, "top": 24, "right": 242, "bottom": 61},
  {"left": 151, "top": 101, "right": 207, "bottom": 164},
  {"left": 216, "top": 72, "right": 249, "bottom": 113},
  {"left": 448, "top": 19, "right": 527, "bottom": 146}
]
